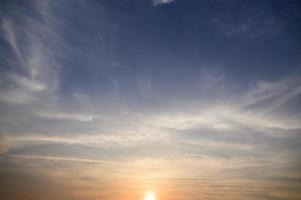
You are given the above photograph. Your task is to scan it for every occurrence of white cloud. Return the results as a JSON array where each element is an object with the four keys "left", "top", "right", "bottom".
[
  {"left": 37, "top": 112, "right": 94, "bottom": 122},
  {"left": 9, "top": 154, "right": 102, "bottom": 164},
  {"left": 153, "top": 0, "right": 175, "bottom": 6},
  {"left": 7, "top": 74, "right": 47, "bottom": 92},
  {"left": 240, "top": 76, "right": 301, "bottom": 114},
  {"left": 0, "top": 6, "right": 60, "bottom": 105},
  {"left": 1, "top": 74, "right": 300, "bottom": 156},
  {"left": 2, "top": 17, "right": 22, "bottom": 61}
]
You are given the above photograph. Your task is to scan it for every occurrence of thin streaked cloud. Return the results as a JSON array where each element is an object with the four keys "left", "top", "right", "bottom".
[{"left": 1, "top": 1, "right": 301, "bottom": 200}]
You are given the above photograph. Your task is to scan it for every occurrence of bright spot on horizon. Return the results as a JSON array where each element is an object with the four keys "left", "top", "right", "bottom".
[{"left": 144, "top": 192, "right": 156, "bottom": 200}]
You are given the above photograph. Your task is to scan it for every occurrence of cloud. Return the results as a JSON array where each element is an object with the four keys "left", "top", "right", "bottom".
[
  {"left": 241, "top": 76, "right": 301, "bottom": 114},
  {"left": 1, "top": 73, "right": 300, "bottom": 158},
  {"left": 0, "top": 1, "right": 300, "bottom": 200},
  {"left": 7, "top": 74, "right": 47, "bottom": 92},
  {"left": 9, "top": 154, "right": 102, "bottom": 164},
  {"left": 152, "top": 0, "right": 175, "bottom": 6},
  {"left": 36, "top": 112, "right": 94, "bottom": 122},
  {"left": 0, "top": 3, "right": 60, "bottom": 105}
]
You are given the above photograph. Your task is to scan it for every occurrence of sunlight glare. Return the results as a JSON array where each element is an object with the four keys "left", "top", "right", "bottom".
[{"left": 144, "top": 192, "right": 155, "bottom": 200}]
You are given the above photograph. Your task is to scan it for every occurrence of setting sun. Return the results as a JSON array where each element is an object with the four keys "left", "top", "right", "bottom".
[{"left": 144, "top": 192, "right": 156, "bottom": 200}]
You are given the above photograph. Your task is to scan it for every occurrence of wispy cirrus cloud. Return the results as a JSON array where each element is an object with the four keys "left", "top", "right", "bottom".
[
  {"left": 0, "top": 1, "right": 301, "bottom": 200},
  {"left": 241, "top": 76, "right": 301, "bottom": 114},
  {"left": 0, "top": 1, "right": 60, "bottom": 105},
  {"left": 36, "top": 112, "right": 94, "bottom": 122},
  {"left": 1, "top": 74, "right": 300, "bottom": 171},
  {"left": 1, "top": 73, "right": 300, "bottom": 155}
]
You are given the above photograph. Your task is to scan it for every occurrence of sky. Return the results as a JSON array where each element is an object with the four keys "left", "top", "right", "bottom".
[{"left": 0, "top": 0, "right": 301, "bottom": 199}]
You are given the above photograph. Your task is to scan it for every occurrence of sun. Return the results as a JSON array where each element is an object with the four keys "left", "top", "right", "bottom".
[{"left": 144, "top": 191, "right": 156, "bottom": 200}]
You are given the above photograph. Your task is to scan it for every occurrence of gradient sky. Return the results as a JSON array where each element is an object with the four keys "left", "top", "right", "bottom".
[{"left": 1, "top": 0, "right": 301, "bottom": 200}]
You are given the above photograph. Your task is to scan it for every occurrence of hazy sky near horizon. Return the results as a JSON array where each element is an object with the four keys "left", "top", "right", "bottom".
[{"left": 1, "top": 0, "right": 301, "bottom": 199}]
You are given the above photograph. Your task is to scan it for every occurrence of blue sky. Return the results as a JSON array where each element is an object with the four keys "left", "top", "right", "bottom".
[{"left": 1, "top": 0, "right": 301, "bottom": 199}]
